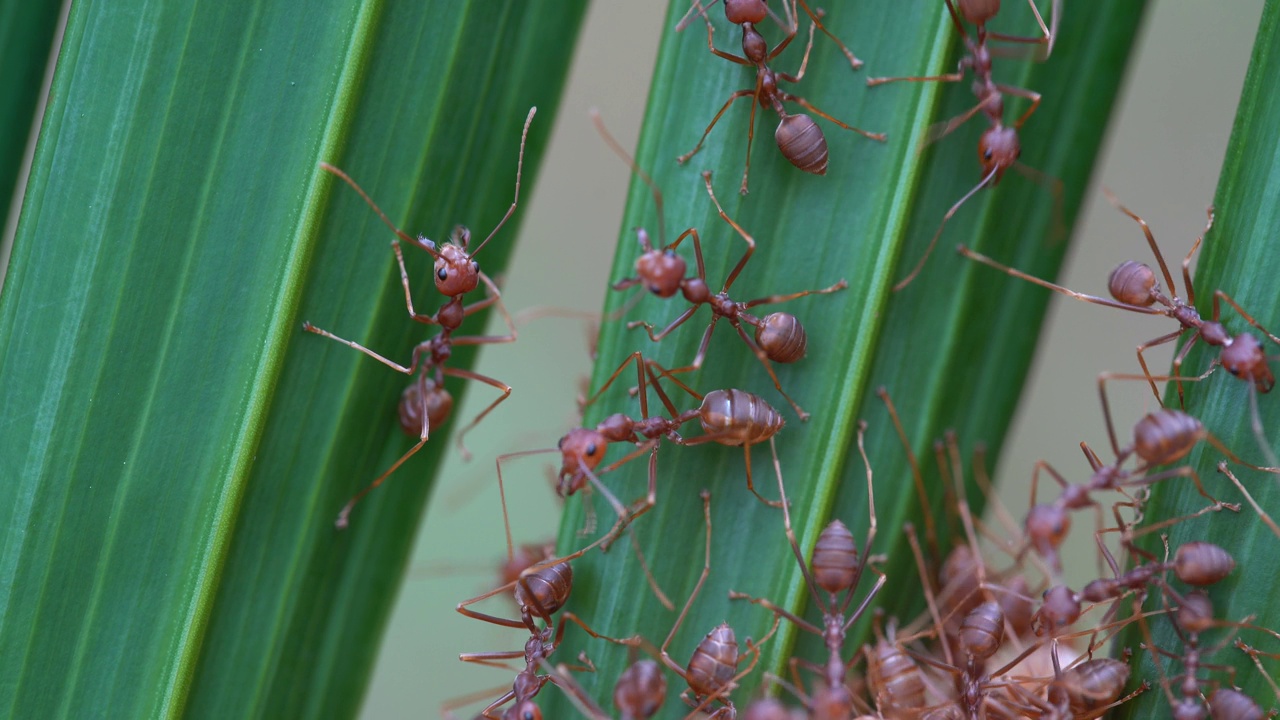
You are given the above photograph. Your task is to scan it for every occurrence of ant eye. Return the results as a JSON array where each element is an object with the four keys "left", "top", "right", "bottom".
[
  {"left": 437, "top": 268, "right": 448, "bottom": 281},
  {"left": 983, "top": 150, "right": 993, "bottom": 160},
  {"left": 472, "top": 261, "right": 479, "bottom": 272},
  {"left": 586, "top": 443, "right": 598, "bottom": 456},
  {"left": 664, "top": 249, "right": 675, "bottom": 257}
]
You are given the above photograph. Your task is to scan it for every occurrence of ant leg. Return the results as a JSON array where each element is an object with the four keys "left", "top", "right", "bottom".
[
  {"left": 439, "top": 685, "right": 516, "bottom": 720},
  {"left": 628, "top": 307, "right": 700, "bottom": 343},
  {"left": 744, "top": 439, "right": 785, "bottom": 507},
  {"left": 677, "top": 90, "right": 754, "bottom": 165},
  {"left": 1103, "top": 188, "right": 1180, "bottom": 294},
  {"left": 388, "top": 240, "right": 445, "bottom": 324},
  {"left": 777, "top": 91, "right": 887, "bottom": 141},
  {"left": 692, "top": 2, "right": 753, "bottom": 66},
  {"left": 997, "top": 84, "right": 1041, "bottom": 129},
  {"left": 650, "top": 315, "right": 720, "bottom": 379},
  {"left": 957, "top": 246, "right": 1167, "bottom": 314},
  {"left": 301, "top": 322, "right": 417, "bottom": 374},
  {"left": 334, "top": 429, "right": 434, "bottom": 529},
  {"left": 866, "top": 63, "right": 965, "bottom": 87},
  {"left": 1215, "top": 290, "right": 1280, "bottom": 345},
  {"left": 470, "top": 107, "right": 535, "bottom": 257},
  {"left": 659, "top": 491, "right": 714, "bottom": 674},
  {"left": 1182, "top": 206, "right": 1214, "bottom": 306},
  {"left": 741, "top": 278, "right": 848, "bottom": 309},
  {"left": 740, "top": 83, "right": 761, "bottom": 195},
  {"left": 1132, "top": 329, "right": 1188, "bottom": 404},
  {"left": 581, "top": 351, "right": 650, "bottom": 414},
  {"left": 879, "top": 388, "right": 941, "bottom": 556},
  {"left": 921, "top": 94, "right": 998, "bottom": 147},
  {"left": 793, "top": 0, "right": 862, "bottom": 69},
  {"left": 443, "top": 367, "right": 511, "bottom": 461},
  {"left": 701, "top": 171, "right": 755, "bottom": 290},
  {"left": 894, "top": 169, "right": 997, "bottom": 292},
  {"left": 495, "top": 447, "right": 560, "bottom": 563},
  {"left": 1217, "top": 462, "right": 1280, "bottom": 540}
]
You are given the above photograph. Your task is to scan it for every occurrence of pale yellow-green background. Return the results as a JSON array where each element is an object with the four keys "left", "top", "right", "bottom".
[{"left": 362, "top": 1, "right": 1267, "bottom": 716}]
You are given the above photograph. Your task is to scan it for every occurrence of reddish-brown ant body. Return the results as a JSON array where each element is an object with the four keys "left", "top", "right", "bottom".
[
  {"left": 1019, "top": 373, "right": 1279, "bottom": 574},
  {"left": 305, "top": 108, "right": 536, "bottom": 528},
  {"left": 729, "top": 421, "right": 886, "bottom": 718},
  {"left": 496, "top": 352, "right": 785, "bottom": 580},
  {"left": 592, "top": 115, "right": 845, "bottom": 421},
  {"left": 616, "top": 170, "right": 845, "bottom": 420},
  {"left": 960, "top": 194, "right": 1280, "bottom": 406},
  {"left": 868, "top": 0, "right": 1057, "bottom": 291},
  {"left": 658, "top": 491, "right": 781, "bottom": 717},
  {"left": 450, "top": 559, "right": 637, "bottom": 720},
  {"left": 678, "top": 0, "right": 885, "bottom": 193}
]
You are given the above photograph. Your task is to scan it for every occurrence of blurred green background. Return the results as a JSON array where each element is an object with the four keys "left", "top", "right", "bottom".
[{"left": 327, "top": 0, "right": 1268, "bottom": 716}]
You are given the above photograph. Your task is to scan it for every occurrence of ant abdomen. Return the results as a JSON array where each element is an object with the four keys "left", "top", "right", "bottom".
[
  {"left": 868, "top": 638, "right": 928, "bottom": 714},
  {"left": 1173, "top": 542, "right": 1235, "bottom": 586},
  {"left": 776, "top": 114, "right": 829, "bottom": 175},
  {"left": 959, "top": 601, "right": 1005, "bottom": 660},
  {"left": 1208, "top": 688, "right": 1266, "bottom": 720},
  {"left": 513, "top": 561, "right": 573, "bottom": 618},
  {"left": 724, "top": 0, "right": 768, "bottom": 25},
  {"left": 613, "top": 659, "right": 666, "bottom": 720},
  {"left": 977, "top": 126, "right": 1020, "bottom": 180},
  {"left": 1108, "top": 260, "right": 1158, "bottom": 306},
  {"left": 755, "top": 312, "right": 807, "bottom": 363},
  {"left": 998, "top": 575, "right": 1035, "bottom": 636},
  {"left": 1132, "top": 409, "right": 1204, "bottom": 465},
  {"left": 686, "top": 623, "right": 739, "bottom": 698},
  {"left": 1062, "top": 658, "right": 1130, "bottom": 715},
  {"left": 1175, "top": 591, "right": 1215, "bottom": 635},
  {"left": 699, "top": 389, "right": 785, "bottom": 445},
  {"left": 957, "top": 0, "right": 1002, "bottom": 25},
  {"left": 811, "top": 519, "right": 859, "bottom": 594},
  {"left": 398, "top": 381, "right": 452, "bottom": 437}
]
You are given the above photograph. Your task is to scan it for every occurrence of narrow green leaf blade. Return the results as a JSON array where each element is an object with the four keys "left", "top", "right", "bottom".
[
  {"left": 1118, "top": 1, "right": 1280, "bottom": 715},
  {"left": 0, "top": 1, "right": 588, "bottom": 717},
  {"left": 538, "top": 2, "right": 1146, "bottom": 717}
]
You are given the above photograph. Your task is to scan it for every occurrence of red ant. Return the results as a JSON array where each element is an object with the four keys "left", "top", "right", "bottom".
[
  {"left": 450, "top": 558, "right": 639, "bottom": 720},
  {"left": 677, "top": 0, "right": 886, "bottom": 193},
  {"left": 304, "top": 108, "right": 535, "bottom": 528},
  {"left": 868, "top": 0, "right": 1058, "bottom": 291},
  {"left": 496, "top": 352, "right": 785, "bottom": 577},
  {"left": 728, "top": 420, "right": 886, "bottom": 718},
  {"left": 594, "top": 112, "right": 845, "bottom": 421},
  {"left": 1134, "top": 578, "right": 1265, "bottom": 720},
  {"left": 617, "top": 170, "right": 845, "bottom": 421},
  {"left": 658, "top": 491, "right": 781, "bottom": 717},
  {"left": 542, "top": 653, "right": 668, "bottom": 720},
  {"left": 1019, "top": 372, "right": 1280, "bottom": 575},
  {"left": 960, "top": 193, "right": 1280, "bottom": 407}
]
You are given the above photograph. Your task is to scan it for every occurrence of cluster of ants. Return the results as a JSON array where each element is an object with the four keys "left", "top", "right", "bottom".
[{"left": 303, "top": 0, "right": 1280, "bottom": 718}]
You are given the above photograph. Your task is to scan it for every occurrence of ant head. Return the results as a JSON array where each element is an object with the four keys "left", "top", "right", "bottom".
[
  {"left": 810, "top": 685, "right": 856, "bottom": 719},
  {"left": 957, "top": 0, "right": 1001, "bottom": 25},
  {"left": 614, "top": 660, "right": 667, "bottom": 717},
  {"left": 634, "top": 247, "right": 687, "bottom": 298},
  {"left": 724, "top": 0, "right": 768, "bottom": 25},
  {"left": 1107, "top": 260, "right": 1158, "bottom": 306},
  {"left": 1025, "top": 504, "right": 1070, "bottom": 555},
  {"left": 397, "top": 381, "right": 453, "bottom": 437},
  {"left": 1033, "top": 586, "right": 1080, "bottom": 635},
  {"left": 557, "top": 428, "right": 609, "bottom": 494},
  {"left": 1221, "top": 333, "right": 1274, "bottom": 392},
  {"left": 1175, "top": 590, "right": 1215, "bottom": 635},
  {"left": 433, "top": 227, "right": 481, "bottom": 296},
  {"left": 978, "top": 126, "right": 1020, "bottom": 181},
  {"left": 504, "top": 700, "right": 541, "bottom": 720}
]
